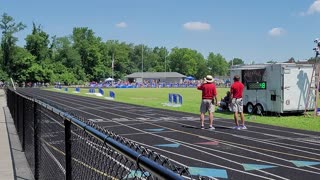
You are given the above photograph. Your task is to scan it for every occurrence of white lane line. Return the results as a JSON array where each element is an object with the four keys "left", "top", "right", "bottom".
[
  {"left": 34, "top": 94, "right": 290, "bottom": 179},
  {"left": 54, "top": 92, "right": 320, "bottom": 142},
  {"left": 253, "top": 138, "right": 320, "bottom": 152},
  {"left": 34, "top": 93, "right": 320, "bottom": 177},
  {"left": 41, "top": 92, "right": 320, "bottom": 159},
  {"left": 142, "top": 107, "right": 320, "bottom": 138},
  {"left": 170, "top": 122, "right": 320, "bottom": 160},
  {"left": 42, "top": 93, "right": 320, "bottom": 159}
]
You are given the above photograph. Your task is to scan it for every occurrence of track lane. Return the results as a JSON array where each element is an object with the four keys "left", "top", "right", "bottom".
[{"left": 16, "top": 88, "right": 320, "bottom": 180}]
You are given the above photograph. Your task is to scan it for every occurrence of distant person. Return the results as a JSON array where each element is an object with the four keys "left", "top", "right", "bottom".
[
  {"left": 219, "top": 91, "right": 231, "bottom": 111},
  {"left": 230, "top": 75, "right": 246, "bottom": 130},
  {"left": 197, "top": 75, "right": 217, "bottom": 130}
]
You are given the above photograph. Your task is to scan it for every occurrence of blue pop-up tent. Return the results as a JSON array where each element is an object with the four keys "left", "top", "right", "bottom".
[{"left": 185, "top": 76, "right": 195, "bottom": 80}]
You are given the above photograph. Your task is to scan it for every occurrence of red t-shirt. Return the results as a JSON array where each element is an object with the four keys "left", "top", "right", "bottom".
[
  {"left": 197, "top": 83, "right": 217, "bottom": 99},
  {"left": 230, "top": 81, "right": 244, "bottom": 98}
]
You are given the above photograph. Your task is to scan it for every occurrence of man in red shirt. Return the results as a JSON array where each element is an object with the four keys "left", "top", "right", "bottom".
[
  {"left": 197, "top": 75, "right": 217, "bottom": 130},
  {"left": 230, "top": 75, "right": 246, "bottom": 130}
]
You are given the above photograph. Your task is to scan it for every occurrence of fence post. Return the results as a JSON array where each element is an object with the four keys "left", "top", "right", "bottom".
[
  {"left": 65, "top": 119, "right": 72, "bottom": 180},
  {"left": 33, "top": 101, "right": 39, "bottom": 180},
  {"left": 16, "top": 96, "right": 20, "bottom": 133},
  {"left": 22, "top": 98, "right": 25, "bottom": 151},
  {"left": 14, "top": 93, "right": 17, "bottom": 126}
]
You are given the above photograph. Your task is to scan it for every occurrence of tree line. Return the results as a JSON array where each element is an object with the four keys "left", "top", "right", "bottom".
[{"left": 1, "top": 12, "right": 257, "bottom": 85}]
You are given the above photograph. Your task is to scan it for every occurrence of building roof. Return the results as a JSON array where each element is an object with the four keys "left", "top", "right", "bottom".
[
  {"left": 125, "top": 72, "right": 186, "bottom": 78},
  {"left": 230, "top": 63, "right": 313, "bottom": 70}
]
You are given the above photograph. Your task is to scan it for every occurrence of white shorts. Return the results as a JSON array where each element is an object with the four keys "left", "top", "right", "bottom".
[
  {"left": 200, "top": 99, "right": 215, "bottom": 113},
  {"left": 231, "top": 98, "right": 243, "bottom": 113}
]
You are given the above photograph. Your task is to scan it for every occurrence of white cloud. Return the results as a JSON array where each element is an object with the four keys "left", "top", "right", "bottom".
[
  {"left": 268, "top": 28, "right": 286, "bottom": 37},
  {"left": 115, "top": 22, "right": 127, "bottom": 28},
  {"left": 308, "top": 0, "right": 320, "bottom": 14},
  {"left": 183, "top": 21, "right": 211, "bottom": 31},
  {"left": 301, "top": 0, "right": 320, "bottom": 16}
]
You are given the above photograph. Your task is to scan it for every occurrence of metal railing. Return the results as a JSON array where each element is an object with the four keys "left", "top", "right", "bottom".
[{"left": 6, "top": 87, "right": 195, "bottom": 180}]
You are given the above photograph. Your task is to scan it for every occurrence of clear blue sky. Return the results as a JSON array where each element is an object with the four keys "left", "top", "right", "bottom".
[{"left": 1, "top": 0, "right": 320, "bottom": 63}]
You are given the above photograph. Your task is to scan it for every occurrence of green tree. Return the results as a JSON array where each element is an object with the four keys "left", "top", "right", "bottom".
[
  {"left": 207, "top": 52, "right": 229, "bottom": 76},
  {"left": 168, "top": 47, "right": 205, "bottom": 77},
  {"left": 72, "top": 27, "right": 105, "bottom": 81},
  {"left": 0, "top": 69, "right": 8, "bottom": 81},
  {"left": 24, "top": 23, "right": 57, "bottom": 83},
  {"left": 0, "top": 48, "right": 8, "bottom": 81},
  {"left": 27, "top": 64, "right": 44, "bottom": 83},
  {"left": 152, "top": 46, "right": 169, "bottom": 72},
  {"left": 10, "top": 47, "right": 35, "bottom": 83},
  {"left": 55, "top": 37, "right": 81, "bottom": 68},
  {"left": 39, "top": 58, "right": 55, "bottom": 83},
  {"left": 0, "top": 49, "right": 7, "bottom": 80},
  {"left": 0, "top": 13, "right": 26, "bottom": 74},
  {"left": 105, "top": 40, "right": 131, "bottom": 79},
  {"left": 25, "top": 23, "right": 50, "bottom": 63},
  {"left": 128, "top": 44, "right": 144, "bottom": 74},
  {"left": 229, "top": 58, "right": 244, "bottom": 66},
  {"left": 51, "top": 36, "right": 86, "bottom": 83},
  {"left": 140, "top": 45, "right": 157, "bottom": 72},
  {"left": 58, "top": 71, "right": 77, "bottom": 85},
  {"left": 99, "top": 41, "right": 112, "bottom": 78},
  {"left": 195, "top": 58, "right": 208, "bottom": 79},
  {"left": 46, "top": 62, "right": 76, "bottom": 84}
]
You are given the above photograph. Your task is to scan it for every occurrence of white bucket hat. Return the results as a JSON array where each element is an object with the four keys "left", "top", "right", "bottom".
[{"left": 204, "top": 75, "right": 214, "bottom": 83}]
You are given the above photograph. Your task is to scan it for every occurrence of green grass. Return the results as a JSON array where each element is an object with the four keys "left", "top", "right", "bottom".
[{"left": 50, "top": 87, "right": 320, "bottom": 132}]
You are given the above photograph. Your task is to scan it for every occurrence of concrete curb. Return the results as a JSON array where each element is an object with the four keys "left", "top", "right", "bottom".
[{"left": 0, "top": 89, "right": 14, "bottom": 179}]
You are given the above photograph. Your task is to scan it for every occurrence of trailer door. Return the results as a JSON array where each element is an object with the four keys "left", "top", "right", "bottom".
[{"left": 282, "top": 66, "right": 312, "bottom": 112}]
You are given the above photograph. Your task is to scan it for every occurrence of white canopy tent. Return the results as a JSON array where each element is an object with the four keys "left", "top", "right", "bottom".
[{"left": 105, "top": 77, "right": 114, "bottom": 82}]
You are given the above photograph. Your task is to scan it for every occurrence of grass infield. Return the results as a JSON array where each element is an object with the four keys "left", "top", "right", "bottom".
[{"left": 50, "top": 87, "right": 320, "bottom": 132}]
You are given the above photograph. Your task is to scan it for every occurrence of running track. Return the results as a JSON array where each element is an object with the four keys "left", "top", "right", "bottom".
[{"left": 17, "top": 88, "right": 320, "bottom": 180}]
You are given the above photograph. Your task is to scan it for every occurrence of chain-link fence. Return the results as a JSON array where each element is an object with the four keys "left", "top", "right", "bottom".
[{"left": 7, "top": 87, "right": 212, "bottom": 180}]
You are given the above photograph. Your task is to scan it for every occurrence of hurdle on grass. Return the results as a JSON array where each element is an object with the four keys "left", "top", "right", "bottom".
[
  {"left": 163, "top": 93, "right": 182, "bottom": 107},
  {"left": 99, "top": 88, "right": 104, "bottom": 95},
  {"left": 55, "top": 85, "right": 62, "bottom": 90},
  {"left": 89, "top": 88, "right": 95, "bottom": 93},
  {"left": 105, "top": 91, "right": 115, "bottom": 100},
  {"left": 74, "top": 87, "right": 80, "bottom": 93}
]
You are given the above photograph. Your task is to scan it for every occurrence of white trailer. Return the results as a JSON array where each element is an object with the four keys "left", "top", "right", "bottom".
[{"left": 230, "top": 63, "right": 315, "bottom": 115}]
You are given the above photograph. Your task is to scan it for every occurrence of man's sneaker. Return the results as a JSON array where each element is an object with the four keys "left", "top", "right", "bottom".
[
  {"left": 232, "top": 126, "right": 240, "bottom": 130},
  {"left": 239, "top": 125, "right": 247, "bottom": 130},
  {"left": 201, "top": 126, "right": 205, "bottom": 129},
  {"left": 208, "top": 126, "right": 215, "bottom": 130}
]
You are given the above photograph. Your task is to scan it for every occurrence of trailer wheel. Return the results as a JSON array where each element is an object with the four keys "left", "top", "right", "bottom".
[
  {"left": 246, "top": 103, "right": 254, "bottom": 114},
  {"left": 255, "top": 104, "right": 264, "bottom": 115}
]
